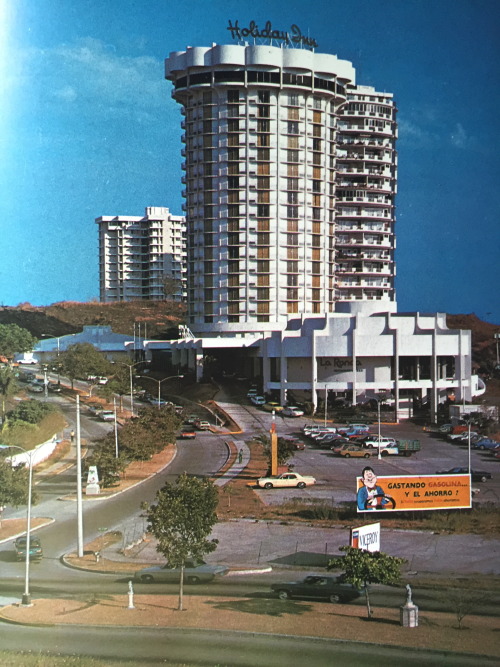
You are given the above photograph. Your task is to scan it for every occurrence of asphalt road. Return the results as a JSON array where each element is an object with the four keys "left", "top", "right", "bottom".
[{"left": 0, "top": 624, "right": 496, "bottom": 666}]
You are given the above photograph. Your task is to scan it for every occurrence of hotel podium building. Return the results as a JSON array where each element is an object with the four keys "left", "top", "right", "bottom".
[{"left": 159, "top": 41, "right": 479, "bottom": 420}]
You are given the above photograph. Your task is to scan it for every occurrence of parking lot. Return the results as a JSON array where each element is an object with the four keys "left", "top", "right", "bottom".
[{"left": 230, "top": 403, "right": 500, "bottom": 507}]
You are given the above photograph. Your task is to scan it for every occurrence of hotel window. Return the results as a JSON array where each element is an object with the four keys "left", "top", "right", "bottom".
[
  {"left": 257, "top": 134, "right": 269, "bottom": 147},
  {"left": 287, "top": 206, "right": 299, "bottom": 218},
  {"left": 287, "top": 288, "right": 298, "bottom": 300},
  {"left": 287, "top": 234, "right": 298, "bottom": 246},
  {"left": 287, "top": 274, "right": 298, "bottom": 287},
  {"left": 287, "top": 247, "right": 299, "bottom": 260},
  {"left": 288, "top": 94, "right": 299, "bottom": 106},
  {"left": 257, "top": 302, "right": 270, "bottom": 314},
  {"left": 257, "top": 176, "right": 270, "bottom": 189},
  {"left": 287, "top": 191, "right": 298, "bottom": 205},
  {"left": 258, "top": 275, "right": 270, "bottom": 287},
  {"left": 257, "top": 219, "right": 270, "bottom": 232},
  {"left": 257, "top": 232, "right": 270, "bottom": 245},
  {"left": 287, "top": 121, "right": 299, "bottom": 134},
  {"left": 258, "top": 90, "right": 270, "bottom": 104},
  {"left": 227, "top": 90, "right": 239, "bottom": 103},
  {"left": 256, "top": 288, "right": 270, "bottom": 300},
  {"left": 311, "top": 261, "right": 321, "bottom": 274},
  {"left": 228, "top": 147, "right": 239, "bottom": 161},
  {"left": 258, "top": 104, "right": 270, "bottom": 118},
  {"left": 287, "top": 164, "right": 299, "bottom": 177},
  {"left": 257, "top": 204, "right": 270, "bottom": 217},
  {"left": 228, "top": 118, "right": 239, "bottom": 133},
  {"left": 258, "top": 162, "right": 270, "bottom": 175},
  {"left": 288, "top": 136, "right": 299, "bottom": 149},
  {"left": 203, "top": 92, "right": 213, "bottom": 104},
  {"left": 257, "top": 119, "right": 270, "bottom": 133},
  {"left": 312, "top": 138, "right": 322, "bottom": 152},
  {"left": 287, "top": 107, "right": 299, "bottom": 120},
  {"left": 287, "top": 219, "right": 299, "bottom": 232},
  {"left": 287, "top": 150, "right": 299, "bottom": 163},
  {"left": 257, "top": 260, "right": 270, "bottom": 273},
  {"left": 287, "top": 177, "right": 299, "bottom": 190},
  {"left": 257, "top": 247, "right": 270, "bottom": 259},
  {"left": 228, "top": 288, "right": 240, "bottom": 301},
  {"left": 287, "top": 302, "right": 299, "bottom": 314},
  {"left": 257, "top": 191, "right": 270, "bottom": 204},
  {"left": 287, "top": 261, "right": 298, "bottom": 272},
  {"left": 257, "top": 148, "right": 270, "bottom": 161},
  {"left": 228, "top": 175, "right": 240, "bottom": 189}
]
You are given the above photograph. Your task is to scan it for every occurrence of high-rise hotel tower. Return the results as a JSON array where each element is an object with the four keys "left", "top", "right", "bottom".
[
  {"left": 162, "top": 36, "right": 477, "bottom": 419},
  {"left": 165, "top": 42, "right": 397, "bottom": 334}
]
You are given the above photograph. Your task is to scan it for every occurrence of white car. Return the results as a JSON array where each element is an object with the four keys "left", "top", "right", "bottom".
[
  {"left": 256, "top": 472, "right": 316, "bottom": 490},
  {"left": 358, "top": 436, "right": 397, "bottom": 449},
  {"left": 282, "top": 406, "right": 305, "bottom": 417},
  {"left": 99, "top": 410, "right": 115, "bottom": 422},
  {"left": 250, "top": 395, "right": 266, "bottom": 406}
]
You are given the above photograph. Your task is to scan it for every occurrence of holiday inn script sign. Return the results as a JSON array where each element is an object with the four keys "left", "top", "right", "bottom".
[{"left": 227, "top": 20, "right": 318, "bottom": 50}]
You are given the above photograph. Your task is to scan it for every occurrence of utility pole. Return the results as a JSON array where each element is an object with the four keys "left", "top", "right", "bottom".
[{"left": 270, "top": 411, "right": 278, "bottom": 476}]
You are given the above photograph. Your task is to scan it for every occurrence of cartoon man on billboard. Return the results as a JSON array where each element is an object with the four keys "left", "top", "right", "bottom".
[{"left": 357, "top": 466, "right": 395, "bottom": 510}]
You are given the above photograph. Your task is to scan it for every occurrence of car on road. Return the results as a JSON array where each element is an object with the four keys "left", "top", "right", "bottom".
[
  {"left": 15, "top": 536, "right": 43, "bottom": 561},
  {"left": 472, "top": 438, "right": 500, "bottom": 451},
  {"left": 281, "top": 406, "right": 305, "bottom": 417},
  {"left": 134, "top": 560, "right": 228, "bottom": 584},
  {"left": 250, "top": 395, "right": 266, "bottom": 406},
  {"left": 194, "top": 420, "right": 211, "bottom": 430},
  {"left": 436, "top": 467, "right": 492, "bottom": 483},
  {"left": 178, "top": 428, "right": 196, "bottom": 439},
  {"left": 256, "top": 472, "right": 316, "bottom": 489},
  {"left": 246, "top": 388, "right": 259, "bottom": 398},
  {"left": 99, "top": 410, "right": 115, "bottom": 422},
  {"left": 338, "top": 444, "right": 373, "bottom": 459},
  {"left": 271, "top": 575, "right": 361, "bottom": 604},
  {"left": 262, "top": 401, "right": 283, "bottom": 413},
  {"left": 87, "top": 403, "right": 103, "bottom": 416}
]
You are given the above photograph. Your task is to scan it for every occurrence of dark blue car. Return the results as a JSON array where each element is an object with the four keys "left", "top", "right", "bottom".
[{"left": 472, "top": 438, "right": 499, "bottom": 451}]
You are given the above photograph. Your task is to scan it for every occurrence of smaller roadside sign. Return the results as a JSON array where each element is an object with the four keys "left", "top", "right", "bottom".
[
  {"left": 351, "top": 522, "right": 380, "bottom": 552},
  {"left": 356, "top": 469, "right": 471, "bottom": 512}
]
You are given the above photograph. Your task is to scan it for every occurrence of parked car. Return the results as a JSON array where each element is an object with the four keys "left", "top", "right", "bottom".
[
  {"left": 195, "top": 420, "right": 211, "bottom": 430},
  {"left": 337, "top": 427, "right": 371, "bottom": 440},
  {"left": 472, "top": 438, "right": 500, "bottom": 451},
  {"left": 47, "top": 382, "right": 62, "bottom": 393},
  {"left": 282, "top": 406, "right": 305, "bottom": 417},
  {"left": 134, "top": 559, "right": 228, "bottom": 584},
  {"left": 356, "top": 436, "right": 397, "bottom": 449},
  {"left": 246, "top": 388, "right": 259, "bottom": 398},
  {"left": 87, "top": 403, "right": 103, "bottom": 416},
  {"left": 15, "top": 536, "right": 43, "bottom": 561},
  {"left": 330, "top": 442, "right": 354, "bottom": 455},
  {"left": 338, "top": 444, "right": 373, "bottom": 459},
  {"left": 250, "top": 395, "right": 266, "bottom": 406},
  {"left": 178, "top": 428, "right": 196, "bottom": 440},
  {"left": 262, "top": 401, "right": 283, "bottom": 413},
  {"left": 436, "top": 467, "right": 492, "bottom": 483},
  {"left": 28, "top": 383, "right": 44, "bottom": 393},
  {"left": 302, "top": 424, "right": 336, "bottom": 436},
  {"left": 271, "top": 575, "right": 361, "bottom": 603},
  {"left": 280, "top": 437, "right": 306, "bottom": 451},
  {"left": 99, "top": 410, "right": 115, "bottom": 422},
  {"left": 448, "top": 431, "right": 480, "bottom": 442},
  {"left": 256, "top": 472, "right": 316, "bottom": 489}
]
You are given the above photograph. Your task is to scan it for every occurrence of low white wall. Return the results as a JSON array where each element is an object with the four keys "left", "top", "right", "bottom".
[{"left": 5, "top": 434, "right": 60, "bottom": 468}]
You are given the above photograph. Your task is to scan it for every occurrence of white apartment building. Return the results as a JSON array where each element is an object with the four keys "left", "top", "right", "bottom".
[
  {"left": 155, "top": 39, "right": 477, "bottom": 420},
  {"left": 97, "top": 206, "right": 186, "bottom": 302}
]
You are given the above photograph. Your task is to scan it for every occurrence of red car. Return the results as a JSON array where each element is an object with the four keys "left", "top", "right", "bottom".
[{"left": 179, "top": 429, "right": 196, "bottom": 440}]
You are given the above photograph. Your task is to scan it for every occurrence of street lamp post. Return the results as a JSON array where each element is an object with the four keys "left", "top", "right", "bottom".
[
  {"left": 137, "top": 375, "right": 184, "bottom": 409},
  {"left": 0, "top": 444, "right": 34, "bottom": 606},
  {"left": 111, "top": 360, "right": 146, "bottom": 416},
  {"left": 374, "top": 392, "right": 388, "bottom": 461}
]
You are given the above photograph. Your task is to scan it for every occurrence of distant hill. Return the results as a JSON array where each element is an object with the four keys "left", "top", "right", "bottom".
[
  {"left": 0, "top": 303, "right": 497, "bottom": 372},
  {"left": 0, "top": 301, "right": 186, "bottom": 340}
]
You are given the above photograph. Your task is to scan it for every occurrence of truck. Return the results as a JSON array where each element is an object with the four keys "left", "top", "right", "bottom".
[{"left": 382, "top": 439, "right": 420, "bottom": 457}]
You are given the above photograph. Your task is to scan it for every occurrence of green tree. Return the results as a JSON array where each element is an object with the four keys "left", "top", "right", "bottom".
[
  {"left": 328, "top": 546, "right": 406, "bottom": 619},
  {"left": 83, "top": 442, "right": 126, "bottom": 488},
  {"left": 7, "top": 399, "right": 56, "bottom": 424},
  {"left": 0, "top": 366, "right": 18, "bottom": 419},
  {"left": 0, "top": 324, "right": 37, "bottom": 360},
  {"left": 147, "top": 473, "right": 219, "bottom": 611},
  {"left": 0, "top": 456, "right": 35, "bottom": 509},
  {"left": 99, "top": 365, "right": 131, "bottom": 410},
  {"left": 58, "top": 343, "right": 111, "bottom": 389}
]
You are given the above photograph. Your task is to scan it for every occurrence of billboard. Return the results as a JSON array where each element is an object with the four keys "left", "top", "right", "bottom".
[
  {"left": 356, "top": 467, "right": 471, "bottom": 512},
  {"left": 351, "top": 522, "right": 380, "bottom": 552}
]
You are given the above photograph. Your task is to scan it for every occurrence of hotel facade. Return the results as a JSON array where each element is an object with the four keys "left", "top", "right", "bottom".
[{"left": 156, "top": 36, "right": 479, "bottom": 419}]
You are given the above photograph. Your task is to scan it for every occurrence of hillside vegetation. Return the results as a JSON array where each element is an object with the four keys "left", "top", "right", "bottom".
[{"left": 0, "top": 301, "right": 186, "bottom": 340}]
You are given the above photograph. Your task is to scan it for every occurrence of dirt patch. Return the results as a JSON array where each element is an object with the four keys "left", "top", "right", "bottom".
[{"left": 1, "top": 594, "right": 498, "bottom": 658}]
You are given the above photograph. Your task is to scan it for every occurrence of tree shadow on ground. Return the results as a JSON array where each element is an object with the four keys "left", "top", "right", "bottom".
[
  {"left": 206, "top": 597, "right": 313, "bottom": 617},
  {"left": 270, "top": 551, "right": 331, "bottom": 567}
]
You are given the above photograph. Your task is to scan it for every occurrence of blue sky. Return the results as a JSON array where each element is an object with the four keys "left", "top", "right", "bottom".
[{"left": 1, "top": 0, "right": 499, "bottom": 323}]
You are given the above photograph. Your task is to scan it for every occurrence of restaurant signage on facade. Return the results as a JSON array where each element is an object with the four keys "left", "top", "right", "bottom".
[{"left": 227, "top": 20, "right": 318, "bottom": 49}]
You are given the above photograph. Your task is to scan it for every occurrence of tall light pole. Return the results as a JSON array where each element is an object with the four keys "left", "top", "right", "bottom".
[
  {"left": 0, "top": 444, "right": 34, "bottom": 606},
  {"left": 375, "top": 392, "right": 388, "bottom": 461},
  {"left": 111, "top": 360, "right": 145, "bottom": 416},
  {"left": 137, "top": 375, "right": 184, "bottom": 409},
  {"left": 324, "top": 384, "right": 328, "bottom": 427}
]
